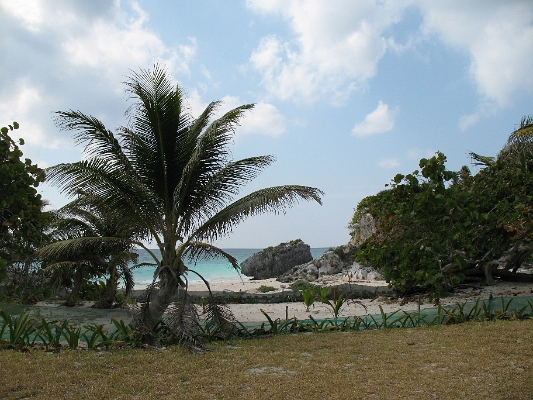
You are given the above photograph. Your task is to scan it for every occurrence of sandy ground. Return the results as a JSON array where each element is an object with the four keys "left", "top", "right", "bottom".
[
  {"left": 33, "top": 278, "right": 533, "bottom": 325},
  {"left": 186, "top": 278, "right": 533, "bottom": 323}
]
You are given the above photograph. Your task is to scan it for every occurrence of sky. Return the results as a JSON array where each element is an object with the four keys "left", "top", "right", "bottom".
[{"left": 1, "top": 0, "right": 532, "bottom": 249}]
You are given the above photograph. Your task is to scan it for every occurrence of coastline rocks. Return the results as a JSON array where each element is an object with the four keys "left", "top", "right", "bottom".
[
  {"left": 240, "top": 239, "right": 312, "bottom": 279},
  {"left": 343, "top": 263, "right": 382, "bottom": 281},
  {"left": 277, "top": 244, "right": 360, "bottom": 283}
]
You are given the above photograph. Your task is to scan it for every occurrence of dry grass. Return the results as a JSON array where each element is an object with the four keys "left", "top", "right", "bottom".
[{"left": 1, "top": 319, "right": 532, "bottom": 399}]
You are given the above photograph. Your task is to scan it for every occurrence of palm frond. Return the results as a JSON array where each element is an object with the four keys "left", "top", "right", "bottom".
[
  {"left": 38, "top": 236, "right": 135, "bottom": 261},
  {"left": 176, "top": 155, "right": 275, "bottom": 234},
  {"left": 200, "top": 296, "right": 237, "bottom": 340},
  {"left": 191, "top": 185, "right": 324, "bottom": 242},
  {"left": 54, "top": 110, "right": 134, "bottom": 173},
  {"left": 499, "top": 115, "right": 533, "bottom": 161},
  {"left": 173, "top": 105, "right": 255, "bottom": 210},
  {"left": 46, "top": 159, "right": 163, "bottom": 235},
  {"left": 161, "top": 290, "right": 203, "bottom": 351},
  {"left": 124, "top": 64, "right": 191, "bottom": 204},
  {"left": 184, "top": 242, "right": 239, "bottom": 271},
  {"left": 187, "top": 268, "right": 237, "bottom": 341},
  {"left": 469, "top": 152, "right": 495, "bottom": 167}
]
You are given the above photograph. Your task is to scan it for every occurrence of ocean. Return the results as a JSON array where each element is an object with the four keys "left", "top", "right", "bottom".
[{"left": 130, "top": 248, "right": 328, "bottom": 289}]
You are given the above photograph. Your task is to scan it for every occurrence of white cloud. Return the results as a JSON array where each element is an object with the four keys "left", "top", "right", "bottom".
[
  {"left": 378, "top": 158, "right": 400, "bottom": 169},
  {"left": 218, "top": 96, "right": 286, "bottom": 138},
  {"left": 0, "top": 0, "right": 46, "bottom": 32},
  {"left": 0, "top": 81, "right": 61, "bottom": 148},
  {"left": 247, "top": 1, "right": 533, "bottom": 114},
  {"left": 247, "top": 0, "right": 408, "bottom": 103},
  {"left": 417, "top": 1, "right": 533, "bottom": 108},
  {"left": 458, "top": 113, "right": 480, "bottom": 132},
  {"left": 187, "top": 92, "right": 286, "bottom": 138},
  {"left": 407, "top": 148, "right": 436, "bottom": 161},
  {"left": 238, "top": 101, "right": 286, "bottom": 137},
  {"left": 352, "top": 101, "right": 397, "bottom": 137},
  {"left": 0, "top": 83, "right": 40, "bottom": 117},
  {"left": 184, "top": 88, "right": 208, "bottom": 118},
  {"left": 0, "top": 0, "right": 197, "bottom": 163}
]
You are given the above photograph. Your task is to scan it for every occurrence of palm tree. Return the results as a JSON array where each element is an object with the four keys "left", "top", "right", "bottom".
[
  {"left": 46, "top": 65, "right": 323, "bottom": 328},
  {"left": 470, "top": 115, "right": 533, "bottom": 167},
  {"left": 499, "top": 115, "right": 533, "bottom": 163},
  {"left": 40, "top": 194, "right": 148, "bottom": 307}
]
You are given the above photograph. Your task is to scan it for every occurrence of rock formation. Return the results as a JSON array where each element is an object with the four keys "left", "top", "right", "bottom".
[
  {"left": 240, "top": 239, "right": 312, "bottom": 279},
  {"left": 277, "top": 244, "right": 382, "bottom": 283},
  {"left": 348, "top": 212, "right": 377, "bottom": 247}
]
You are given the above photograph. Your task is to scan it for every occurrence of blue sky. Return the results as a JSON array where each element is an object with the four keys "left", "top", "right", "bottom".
[{"left": 1, "top": 0, "right": 532, "bottom": 248}]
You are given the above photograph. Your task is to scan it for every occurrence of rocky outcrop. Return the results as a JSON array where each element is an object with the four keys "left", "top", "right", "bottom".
[
  {"left": 277, "top": 244, "right": 382, "bottom": 283},
  {"left": 277, "top": 250, "right": 343, "bottom": 282},
  {"left": 343, "top": 263, "right": 382, "bottom": 281},
  {"left": 349, "top": 212, "right": 377, "bottom": 247},
  {"left": 240, "top": 239, "right": 312, "bottom": 279}
]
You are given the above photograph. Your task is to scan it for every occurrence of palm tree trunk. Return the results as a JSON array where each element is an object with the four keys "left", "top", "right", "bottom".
[
  {"left": 65, "top": 263, "right": 84, "bottom": 307},
  {"left": 144, "top": 260, "right": 185, "bottom": 328},
  {"left": 93, "top": 280, "right": 116, "bottom": 309}
]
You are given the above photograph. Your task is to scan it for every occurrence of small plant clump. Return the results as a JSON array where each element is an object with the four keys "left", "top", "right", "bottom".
[
  {"left": 289, "top": 280, "right": 318, "bottom": 292},
  {"left": 257, "top": 285, "right": 277, "bottom": 293}
]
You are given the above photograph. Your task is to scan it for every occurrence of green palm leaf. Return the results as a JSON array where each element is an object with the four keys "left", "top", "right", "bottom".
[{"left": 190, "top": 185, "right": 324, "bottom": 242}]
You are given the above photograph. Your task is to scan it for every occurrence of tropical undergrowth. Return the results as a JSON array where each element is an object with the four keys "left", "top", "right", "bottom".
[{"left": 2, "top": 296, "right": 531, "bottom": 352}]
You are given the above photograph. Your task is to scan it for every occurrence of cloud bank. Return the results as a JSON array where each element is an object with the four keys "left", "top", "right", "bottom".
[{"left": 247, "top": 0, "right": 533, "bottom": 116}]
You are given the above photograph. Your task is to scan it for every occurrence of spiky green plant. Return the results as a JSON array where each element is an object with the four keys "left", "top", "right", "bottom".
[
  {"left": 302, "top": 287, "right": 315, "bottom": 311},
  {"left": 0, "top": 309, "right": 36, "bottom": 349}
]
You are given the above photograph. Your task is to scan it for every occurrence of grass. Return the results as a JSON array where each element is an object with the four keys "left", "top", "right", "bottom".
[{"left": 0, "top": 319, "right": 532, "bottom": 399}]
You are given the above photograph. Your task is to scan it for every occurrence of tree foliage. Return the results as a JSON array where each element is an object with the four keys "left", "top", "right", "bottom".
[
  {"left": 0, "top": 122, "right": 47, "bottom": 280},
  {"left": 354, "top": 116, "right": 533, "bottom": 296}
]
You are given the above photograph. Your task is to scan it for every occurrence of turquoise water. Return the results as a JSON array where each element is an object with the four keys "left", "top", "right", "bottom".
[{"left": 131, "top": 248, "right": 328, "bottom": 289}]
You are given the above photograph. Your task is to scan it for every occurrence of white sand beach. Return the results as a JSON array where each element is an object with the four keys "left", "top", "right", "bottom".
[{"left": 185, "top": 278, "right": 533, "bottom": 323}]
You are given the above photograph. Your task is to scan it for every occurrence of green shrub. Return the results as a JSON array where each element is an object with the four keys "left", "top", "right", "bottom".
[
  {"left": 289, "top": 280, "right": 318, "bottom": 292},
  {"left": 257, "top": 285, "right": 277, "bottom": 293},
  {"left": 354, "top": 117, "right": 533, "bottom": 297}
]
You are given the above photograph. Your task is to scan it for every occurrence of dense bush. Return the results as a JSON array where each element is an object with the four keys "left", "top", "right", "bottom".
[
  {"left": 0, "top": 122, "right": 48, "bottom": 280},
  {"left": 353, "top": 116, "right": 533, "bottom": 296}
]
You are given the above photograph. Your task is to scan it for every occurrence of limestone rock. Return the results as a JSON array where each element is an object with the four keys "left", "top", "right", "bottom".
[
  {"left": 349, "top": 212, "right": 377, "bottom": 247},
  {"left": 342, "top": 263, "right": 382, "bottom": 281},
  {"left": 240, "top": 239, "right": 312, "bottom": 279},
  {"left": 277, "top": 245, "right": 357, "bottom": 283},
  {"left": 277, "top": 244, "right": 384, "bottom": 284}
]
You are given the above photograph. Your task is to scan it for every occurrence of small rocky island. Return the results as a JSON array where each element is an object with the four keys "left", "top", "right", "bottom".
[{"left": 240, "top": 239, "right": 312, "bottom": 279}]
